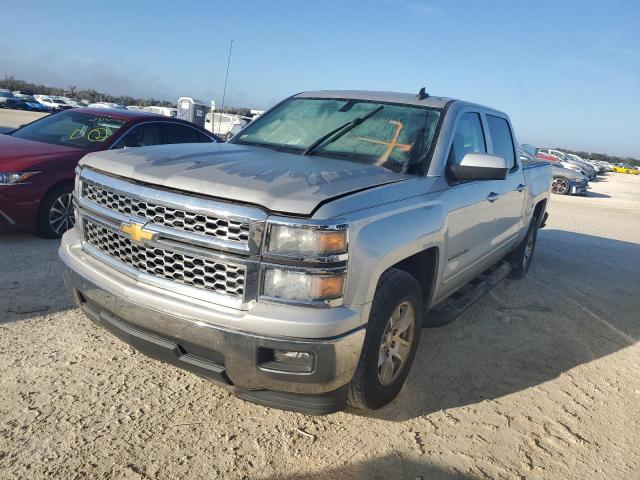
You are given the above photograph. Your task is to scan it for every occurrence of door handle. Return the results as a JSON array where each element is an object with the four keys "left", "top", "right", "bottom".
[
  {"left": 487, "top": 192, "right": 501, "bottom": 202},
  {"left": 515, "top": 184, "right": 526, "bottom": 192}
]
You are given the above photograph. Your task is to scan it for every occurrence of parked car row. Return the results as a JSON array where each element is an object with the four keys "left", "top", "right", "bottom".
[
  {"left": 0, "top": 90, "right": 91, "bottom": 112},
  {"left": 519, "top": 148, "right": 586, "bottom": 195},
  {"left": 612, "top": 163, "right": 640, "bottom": 175},
  {"left": 518, "top": 144, "right": 620, "bottom": 196}
]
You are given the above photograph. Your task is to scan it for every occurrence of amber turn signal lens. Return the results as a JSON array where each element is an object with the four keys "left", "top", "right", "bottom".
[
  {"left": 316, "top": 231, "right": 347, "bottom": 255},
  {"left": 313, "top": 274, "right": 344, "bottom": 299}
]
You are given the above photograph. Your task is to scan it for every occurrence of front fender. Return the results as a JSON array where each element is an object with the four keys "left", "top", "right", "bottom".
[{"left": 343, "top": 199, "right": 446, "bottom": 307}]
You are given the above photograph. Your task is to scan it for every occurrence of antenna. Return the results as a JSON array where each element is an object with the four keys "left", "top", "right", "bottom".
[
  {"left": 416, "top": 87, "right": 429, "bottom": 100},
  {"left": 218, "top": 40, "right": 234, "bottom": 137}
]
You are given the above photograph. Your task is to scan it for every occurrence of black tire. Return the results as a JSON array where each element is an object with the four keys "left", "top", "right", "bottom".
[
  {"left": 36, "top": 184, "right": 74, "bottom": 239},
  {"left": 551, "top": 177, "right": 569, "bottom": 195},
  {"left": 347, "top": 269, "right": 422, "bottom": 410},
  {"left": 509, "top": 215, "right": 539, "bottom": 279}
]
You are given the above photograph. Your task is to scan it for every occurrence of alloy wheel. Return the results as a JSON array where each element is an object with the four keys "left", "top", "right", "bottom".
[
  {"left": 48, "top": 193, "right": 75, "bottom": 235},
  {"left": 551, "top": 178, "right": 569, "bottom": 194},
  {"left": 378, "top": 301, "right": 415, "bottom": 386},
  {"left": 523, "top": 228, "right": 535, "bottom": 268}
]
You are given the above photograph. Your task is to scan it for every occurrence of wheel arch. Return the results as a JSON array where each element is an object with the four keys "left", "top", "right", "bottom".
[
  {"left": 383, "top": 247, "right": 439, "bottom": 310},
  {"left": 36, "top": 178, "right": 75, "bottom": 222},
  {"left": 533, "top": 198, "right": 547, "bottom": 224}
]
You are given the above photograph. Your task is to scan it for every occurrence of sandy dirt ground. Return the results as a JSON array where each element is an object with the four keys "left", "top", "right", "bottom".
[
  {"left": 0, "top": 109, "right": 48, "bottom": 133},
  {"left": 0, "top": 173, "right": 639, "bottom": 480}
]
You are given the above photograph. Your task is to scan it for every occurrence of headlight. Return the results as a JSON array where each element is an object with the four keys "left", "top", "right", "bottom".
[
  {"left": 0, "top": 172, "right": 40, "bottom": 185},
  {"left": 266, "top": 224, "right": 347, "bottom": 258},
  {"left": 262, "top": 268, "right": 345, "bottom": 304}
]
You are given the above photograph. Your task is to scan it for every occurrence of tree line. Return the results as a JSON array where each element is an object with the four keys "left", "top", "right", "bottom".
[
  {"left": 557, "top": 147, "right": 639, "bottom": 167},
  {"left": 1, "top": 75, "right": 254, "bottom": 116},
  {"left": 0, "top": 75, "right": 175, "bottom": 108}
]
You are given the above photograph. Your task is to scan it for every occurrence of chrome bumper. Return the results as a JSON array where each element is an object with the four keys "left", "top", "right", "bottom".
[{"left": 59, "top": 229, "right": 366, "bottom": 412}]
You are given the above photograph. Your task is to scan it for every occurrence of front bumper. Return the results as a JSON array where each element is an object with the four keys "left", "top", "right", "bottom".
[
  {"left": 570, "top": 181, "right": 588, "bottom": 195},
  {"left": 0, "top": 184, "right": 41, "bottom": 232},
  {"left": 59, "top": 229, "right": 366, "bottom": 414}
]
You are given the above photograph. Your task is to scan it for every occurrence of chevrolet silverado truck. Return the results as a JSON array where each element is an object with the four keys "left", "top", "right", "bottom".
[{"left": 59, "top": 90, "right": 552, "bottom": 414}]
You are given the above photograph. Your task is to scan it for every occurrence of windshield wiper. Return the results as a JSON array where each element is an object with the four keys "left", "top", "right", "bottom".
[{"left": 302, "top": 105, "right": 384, "bottom": 156}]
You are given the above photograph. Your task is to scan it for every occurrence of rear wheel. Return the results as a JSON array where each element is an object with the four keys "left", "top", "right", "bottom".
[
  {"left": 37, "top": 185, "right": 74, "bottom": 239},
  {"left": 348, "top": 269, "right": 422, "bottom": 410},
  {"left": 551, "top": 177, "right": 569, "bottom": 195},
  {"left": 509, "top": 215, "right": 539, "bottom": 279}
]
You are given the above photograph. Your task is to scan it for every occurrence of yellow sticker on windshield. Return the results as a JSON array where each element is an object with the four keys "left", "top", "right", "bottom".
[
  {"left": 69, "top": 129, "right": 85, "bottom": 140},
  {"left": 87, "top": 128, "right": 108, "bottom": 142}
]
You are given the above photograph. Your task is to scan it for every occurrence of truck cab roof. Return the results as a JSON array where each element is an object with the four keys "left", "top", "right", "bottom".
[{"left": 294, "top": 90, "right": 509, "bottom": 118}]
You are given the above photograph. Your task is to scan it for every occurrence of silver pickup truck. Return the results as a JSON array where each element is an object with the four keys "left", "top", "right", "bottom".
[{"left": 60, "top": 90, "right": 552, "bottom": 414}]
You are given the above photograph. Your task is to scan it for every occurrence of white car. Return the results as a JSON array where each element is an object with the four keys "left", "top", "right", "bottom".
[
  {"left": 59, "top": 97, "right": 88, "bottom": 108},
  {"left": 205, "top": 112, "right": 249, "bottom": 140},
  {"left": 38, "top": 97, "right": 73, "bottom": 111},
  {"left": 88, "top": 102, "right": 127, "bottom": 110},
  {"left": 142, "top": 106, "right": 177, "bottom": 117}
]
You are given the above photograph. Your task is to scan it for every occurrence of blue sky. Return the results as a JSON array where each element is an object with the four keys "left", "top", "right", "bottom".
[{"left": 2, "top": 0, "right": 639, "bottom": 157}]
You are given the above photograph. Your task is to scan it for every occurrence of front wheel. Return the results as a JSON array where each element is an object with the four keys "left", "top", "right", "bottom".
[
  {"left": 348, "top": 269, "right": 422, "bottom": 410},
  {"left": 37, "top": 185, "right": 75, "bottom": 239}
]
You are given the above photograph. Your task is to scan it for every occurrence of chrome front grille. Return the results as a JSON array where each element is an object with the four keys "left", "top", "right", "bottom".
[
  {"left": 77, "top": 168, "right": 267, "bottom": 307},
  {"left": 84, "top": 220, "right": 246, "bottom": 297},
  {"left": 82, "top": 182, "right": 251, "bottom": 244}
]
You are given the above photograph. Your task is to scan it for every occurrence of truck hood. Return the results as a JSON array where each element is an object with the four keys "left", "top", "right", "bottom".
[{"left": 80, "top": 143, "right": 410, "bottom": 215}]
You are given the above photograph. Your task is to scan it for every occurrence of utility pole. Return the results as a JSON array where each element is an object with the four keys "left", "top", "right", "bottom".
[{"left": 218, "top": 40, "right": 233, "bottom": 136}]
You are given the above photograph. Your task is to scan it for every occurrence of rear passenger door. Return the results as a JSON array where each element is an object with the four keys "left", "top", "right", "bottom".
[{"left": 484, "top": 114, "right": 526, "bottom": 251}]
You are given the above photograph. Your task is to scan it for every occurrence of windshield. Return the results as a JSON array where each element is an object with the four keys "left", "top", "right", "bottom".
[
  {"left": 11, "top": 111, "right": 126, "bottom": 149},
  {"left": 233, "top": 98, "right": 441, "bottom": 174}
]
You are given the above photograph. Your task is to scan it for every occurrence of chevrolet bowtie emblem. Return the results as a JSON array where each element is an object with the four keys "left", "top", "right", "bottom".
[{"left": 120, "top": 222, "right": 156, "bottom": 243}]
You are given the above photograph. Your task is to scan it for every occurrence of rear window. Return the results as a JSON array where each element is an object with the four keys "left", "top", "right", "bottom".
[{"left": 486, "top": 115, "right": 516, "bottom": 170}]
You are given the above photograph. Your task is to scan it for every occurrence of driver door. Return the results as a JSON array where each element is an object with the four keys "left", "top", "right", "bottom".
[{"left": 440, "top": 110, "right": 501, "bottom": 296}]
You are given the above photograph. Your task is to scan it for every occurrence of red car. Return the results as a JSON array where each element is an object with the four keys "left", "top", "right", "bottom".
[
  {"left": 535, "top": 152, "right": 559, "bottom": 163},
  {"left": 0, "top": 108, "right": 218, "bottom": 238}
]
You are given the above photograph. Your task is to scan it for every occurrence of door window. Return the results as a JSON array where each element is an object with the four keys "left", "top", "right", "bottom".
[
  {"left": 165, "top": 123, "right": 212, "bottom": 143},
  {"left": 115, "top": 123, "right": 163, "bottom": 148},
  {"left": 447, "top": 112, "right": 486, "bottom": 167},
  {"left": 487, "top": 114, "right": 516, "bottom": 170}
]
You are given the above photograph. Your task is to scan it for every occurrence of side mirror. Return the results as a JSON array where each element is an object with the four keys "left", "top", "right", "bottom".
[{"left": 449, "top": 153, "right": 509, "bottom": 181}]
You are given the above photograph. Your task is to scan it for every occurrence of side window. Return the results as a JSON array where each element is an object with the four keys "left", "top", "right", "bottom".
[
  {"left": 165, "top": 124, "right": 205, "bottom": 144},
  {"left": 486, "top": 115, "right": 516, "bottom": 170},
  {"left": 196, "top": 130, "right": 214, "bottom": 143},
  {"left": 115, "top": 123, "right": 163, "bottom": 148},
  {"left": 447, "top": 112, "right": 486, "bottom": 166}
]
